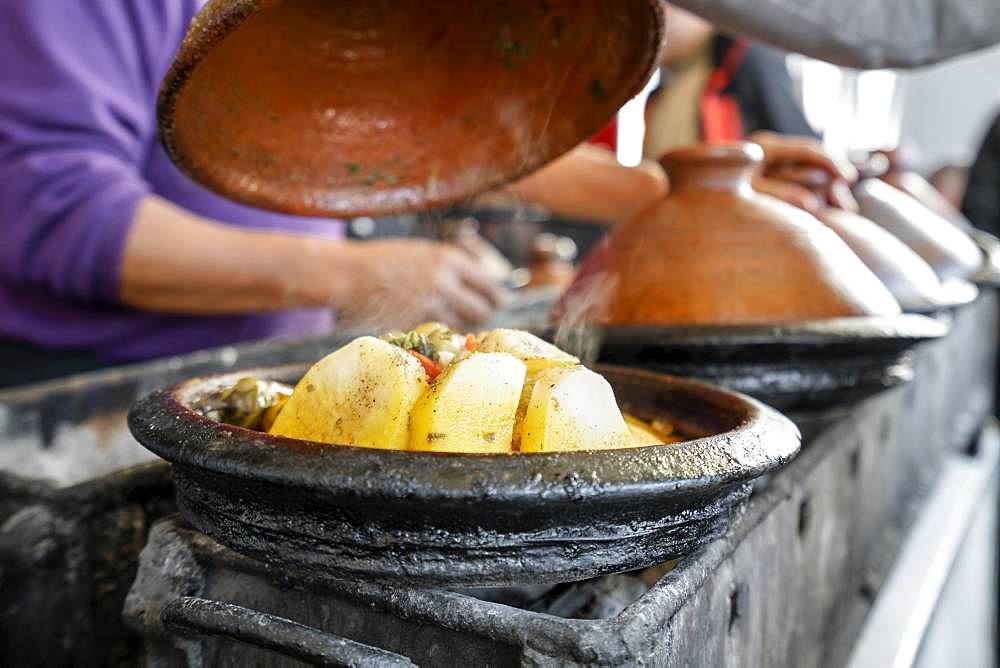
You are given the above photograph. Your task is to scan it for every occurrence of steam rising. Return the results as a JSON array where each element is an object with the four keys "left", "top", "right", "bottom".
[{"left": 552, "top": 268, "right": 615, "bottom": 365}]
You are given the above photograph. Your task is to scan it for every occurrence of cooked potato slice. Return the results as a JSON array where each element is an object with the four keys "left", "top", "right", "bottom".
[
  {"left": 624, "top": 414, "right": 664, "bottom": 447},
  {"left": 518, "top": 365, "right": 632, "bottom": 452},
  {"left": 259, "top": 392, "right": 291, "bottom": 433},
  {"left": 409, "top": 353, "right": 526, "bottom": 453},
  {"left": 476, "top": 329, "right": 578, "bottom": 375},
  {"left": 481, "top": 330, "right": 578, "bottom": 451},
  {"left": 269, "top": 337, "right": 427, "bottom": 449}
]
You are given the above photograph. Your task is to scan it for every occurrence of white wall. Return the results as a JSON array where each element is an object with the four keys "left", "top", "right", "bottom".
[
  {"left": 897, "top": 45, "right": 1000, "bottom": 171},
  {"left": 793, "top": 45, "right": 1000, "bottom": 173}
]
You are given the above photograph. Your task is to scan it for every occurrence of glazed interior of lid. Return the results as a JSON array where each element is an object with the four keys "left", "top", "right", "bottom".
[
  {"left": 158, "top": 0, "right": 664, "bottom": 217},
  {"left": 554, "top": 142, "right": 902, "bottom": 327}
]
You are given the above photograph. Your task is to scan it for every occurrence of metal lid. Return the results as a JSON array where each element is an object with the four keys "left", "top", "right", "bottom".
[{"left": 158, "top": 0, "right": 664, "bottom": 217}]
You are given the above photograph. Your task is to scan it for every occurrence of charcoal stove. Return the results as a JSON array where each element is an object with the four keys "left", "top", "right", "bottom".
[
  {"left": 0, "top": 307, "right": 567, "bottom": 665},
  {"left": 0, "top": 333, "right": 358, "bottom": 666},
  {"left": 123, "top": 293, "right": 998, "bottom": 667},
  {"left": 0, "top": 374, "right": 172, "bottom": 666}
]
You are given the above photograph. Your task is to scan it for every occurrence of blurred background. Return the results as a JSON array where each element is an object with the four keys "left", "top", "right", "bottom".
[{"left": 793, "top": 46, "right": 1000, "bottom": 178}]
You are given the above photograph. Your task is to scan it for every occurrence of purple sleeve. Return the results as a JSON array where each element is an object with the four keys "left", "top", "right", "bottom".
[{"left": 0, "top": 1, "right": 191, "bottom": 304}]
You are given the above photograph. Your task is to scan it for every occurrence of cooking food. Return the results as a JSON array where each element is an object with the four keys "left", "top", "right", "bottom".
[
  {"left": 407, "top": 351, "right": 524, "bottom": 453},
  {"left": 268, "top": 336, "right": 428, "bottom": 450},
  {"left": 219, "top": 325, "right": 681, "bottom": 453},
  {"left": 129, "top": 362, "right": 798, "bottom": 586},
  {"left": 194, "top": 377, "right": 292, "bottom": 432}
]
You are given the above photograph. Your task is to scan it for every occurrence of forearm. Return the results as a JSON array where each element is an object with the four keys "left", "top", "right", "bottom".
[
  {"left": 673, "top": 0, "right": 1000, "bottom": 69},
  {"left": 501, "top": 144, "right": 667, "bottom": 224},
  {"left": 119, "top": 196, "right": 350, "bottom": 314}
]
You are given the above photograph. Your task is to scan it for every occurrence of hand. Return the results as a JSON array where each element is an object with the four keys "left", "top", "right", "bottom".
[
  {"left": 334, "top": 239, "right": 507, "bottom": 330},
  {"left": 750, "top": 131, "right": 858, "bottom": 213},
  {"left": 440, "top": 218, "right": 513, "bottom": 284}
]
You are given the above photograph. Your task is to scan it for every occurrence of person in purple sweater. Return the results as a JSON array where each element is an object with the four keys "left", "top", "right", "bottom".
[
  {"left": 5, "top": 1, "right": 990, "bottom": 388},
  {"left": 0, "top": 1, "right": 504, "bottom": 387}
]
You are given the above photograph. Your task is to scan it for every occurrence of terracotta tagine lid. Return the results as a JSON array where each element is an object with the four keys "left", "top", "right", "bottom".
[
  {"left": 555, "top": 143, "right": 901, "bottom": 326},
  {"left": 854, "top": 176, "right": 982, "bottom": 281},
  {"left": 870, "top": 148, "right": 972, "bottom": 230},
  {"left": 765, "top": 162, "right": 952, "bottom": 311},
  {"left": 158, "top": 0, "right": 664, "bottom": 217}
]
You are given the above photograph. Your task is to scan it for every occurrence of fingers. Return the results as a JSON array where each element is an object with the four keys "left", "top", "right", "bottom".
[
  {"left": 452, "top": 230, "right": 514, "bottom": 282},
  {"left": 834, "top": 158, "right": 859, "bottom": 185},
  {"left": 415, "top": 245, "right": 506, "bottom": 328},
  {"left": 769, "top": 143, "right": 842, "bottom": 181},
  {"left": 750, "top": 131, "right": 857, "bottom": 184},
  {"left": 752, "top": 177, "right": 822, "bottom": 214},
  {"left": 435, "top": 280, "right": 494, "bottom": 328},
  {"left": 452, "top": 228, "right": 484, "bottom": 257},
  {"left": 444, "top": 246, "right": 508, "bottom": 307},
  {"left": 751, "top": 131, "right": 860, "bottom": 213},
  {"left": 422, "top": 293, "right": 472, "bottom": 331},
  {"left": 830, "top": 179, "right": 859, "bottom": 212}
]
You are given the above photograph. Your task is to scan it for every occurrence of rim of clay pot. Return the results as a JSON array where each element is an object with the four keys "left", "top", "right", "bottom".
[
  {"left": 157, "top": 0, "right": 665, "bottom": 218},
  {"left": 128, "top": 364, "right": 800, "bottom": 500},
  {"left": 128, "top": 364, "right": 800, "bottom": 586},
  {"left": 557, "top": 313, "right": 948, "bottom": 351}
]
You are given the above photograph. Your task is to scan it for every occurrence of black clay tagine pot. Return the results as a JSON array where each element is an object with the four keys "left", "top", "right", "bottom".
[
  {"left": 560, "top": 314, "right": 949, "bottom": 414},
  {"left": 128, "top": 365, "right": 800, "bottom": 587}
]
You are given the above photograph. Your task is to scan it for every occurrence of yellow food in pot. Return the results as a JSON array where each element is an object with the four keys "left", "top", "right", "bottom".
[
  {"left": 518, "top": 365, "right": 633, "bottom": 452},
  {"left": 409, "top": 353, "right": 526, "bottom": 453},
  {"left": 624, "top": 414, "right": 665, "bottom": 447},
  {"left": 268, "top": 337, "right": 427, "bottom": 449},
  {"left": 262, "top": 327, "right": 680, "bottom": 453},
  {"left": 476, "top": 328, "right": 579, "bottom": 375}
]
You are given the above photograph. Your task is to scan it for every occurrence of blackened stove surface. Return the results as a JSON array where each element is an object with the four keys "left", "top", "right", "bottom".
[
  {"left": 125, "top": 293, "right": 999, "bottom": 666},
  {"left": 0, "top": 331, "right": 365, "bottom": 666},
  {"left": 127, "top": 517, "right": 680, "bottom": 666}
]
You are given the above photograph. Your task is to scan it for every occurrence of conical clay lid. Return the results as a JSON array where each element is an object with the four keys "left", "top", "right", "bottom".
[{"left": 557, "top": 143, "right": 901, "bottom": 326}]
